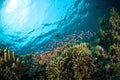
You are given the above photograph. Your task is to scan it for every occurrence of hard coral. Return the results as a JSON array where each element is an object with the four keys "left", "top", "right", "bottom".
[
  {"left": 0, "top": 48, "right": 24, "bottom": 80},
  {"left": 110, "top": 44, "right": 120, "bottom": 63},
  {"left": 97, "top": 8, "right": 120, "bottom": 80},
  {"left": 111, "top": 62, "right": 120, "bottom": 80},
  {"left": 110, "top": 8, "right": 120, "bottom": 30},
  {"left": 109, "top": 8, "right": 120, "bottom": 63},
  {"left": 20, "top": 53, "right": 47, "bottom": 80},
  {"left": 46, "top": 43, "right": 95, "bottom": 80},
  {"left": 98, "top": 8, "right": 120, "bottom": 52}
]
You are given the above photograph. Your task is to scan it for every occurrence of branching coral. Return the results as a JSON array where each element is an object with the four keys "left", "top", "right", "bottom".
[
  {"left": 0, "top": 48, "right": 24, "bottom": 80},
  {"left": 20, "top": 53, "right": 47, "bottom": 80},
  {"left": 32, "top": 51, "right": 52, "bottom": 65},
  {"left": 97, "top": 8, "right": 120, "bottom": 80},
  {"left": 98, "top": 8, "right": 120, "bottom": 57},
  {"left": 110, "top": 43, "right": 120, "bottom": 63},
  {"left": 46, "top": 43, "right": 96, "bottom": 80},
  {"left": 110, "top": 8, "right": 120, "bottom": 31},
  {"left": 111, "top": 62, "right": 120, "bottom": 80},
  {"left": 109, "top": 9, "right": 120, "bottom": 63}
]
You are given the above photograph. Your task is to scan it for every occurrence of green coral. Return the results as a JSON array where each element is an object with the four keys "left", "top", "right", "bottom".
[
  {"left": 46, "top": 43, "right": 95, "bottom": 80},
  {"left": 110, "top": 44, "right": 120, "bottom": 63},
  {"left": 109, "top": 9, "right": 120, "bottom": 63},
  {"left": 97, "top": 8, "right": 120, "bottom": 80},
  {"left": 111, "top": 62, "right": 120, "bottom": 80},
  {"left": 98, "top": 8, "right": 120, "bottom": 51},
  {"left": 19, "top": 53, "right": 47, "bottom": 80},
  {"left": 98, "top": 8, "right": 120, "bottom": 62}
]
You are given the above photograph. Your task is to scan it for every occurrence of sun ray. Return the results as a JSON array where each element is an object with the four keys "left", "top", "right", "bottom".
[{"left": 6, "top": 0, "right": 18, "bottom": 13}]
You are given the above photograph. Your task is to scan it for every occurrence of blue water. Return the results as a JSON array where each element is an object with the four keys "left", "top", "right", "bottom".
[{"left": 0, "top": 0, "right": 117, "bottom": 54}]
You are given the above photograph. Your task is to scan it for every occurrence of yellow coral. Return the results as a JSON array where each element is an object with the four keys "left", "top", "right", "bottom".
[
  {"left": 110, "top": 44, "right": 120, "bottom": 62},
  {"left": 8, "top": 50, "right": 10, "bottom": 61},
  {"left": 110, "top": 8, "right": 120, "bottom": 30},
  {"left": 46, "top": 43, "right": 92, "bottom": 79},
  {"left": 4, "top": 52, "right": 7, "bottom": 62},
  {"left": 12, "top": 52, "right": 15, "bottom": 61}
]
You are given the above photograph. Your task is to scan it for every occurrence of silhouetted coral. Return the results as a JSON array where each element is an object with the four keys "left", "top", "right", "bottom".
[
  {"left": 0, "top": 48, "right": 24, "bottom": 80},
  {"left": 97, "top": 8, "right": 120, "bottom": 80},
  {"left": 111, "top": 62, "right": 120, "bottom": 80}
]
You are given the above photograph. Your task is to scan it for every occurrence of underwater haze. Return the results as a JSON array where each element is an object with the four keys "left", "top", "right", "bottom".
[{"left": 0, "top": 0, "right": 118, "bottom": 54}]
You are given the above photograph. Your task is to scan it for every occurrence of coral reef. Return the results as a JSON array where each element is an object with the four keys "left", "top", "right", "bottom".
[
  {"left": 32, "top": 51, "right": 52, "bottom": 65},
  {"left": 109, "top": 8, "right": 120, "bottom": 63},
  {"left": 0, "top": 48, "right": 24, "bottom": 80},
  {"left": 20, "top": 54, "right": 47, "bottom": 80},
  {"left": 97, "top": 8, "right": 120, "bottom": 80},
  {"left": 98, "top": 8, "right": 120, "bottom": 52},
  {"left": 46, "top": 43, "right": 96, "bottom": 80},
  {"left": 111, "top": 62, "right": 120, "bottom": 80},
  {"left": 0, "top": 8, "right": 120, "bottom": 80},
  {"left": 98, "top": 8, "right": 120, "bottom": 64}
]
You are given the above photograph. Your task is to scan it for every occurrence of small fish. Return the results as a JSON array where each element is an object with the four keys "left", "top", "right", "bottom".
[
  {"left": 96, "top": 5, "right": 100, "bottom": 9},
  {"left": 55, "top": 33, "right": 59, "bottom": 37}
]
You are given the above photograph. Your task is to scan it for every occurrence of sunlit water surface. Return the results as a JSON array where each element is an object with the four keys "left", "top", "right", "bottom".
[{"left": 0, "top": 0, "right": 116, "bottom": 54}]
